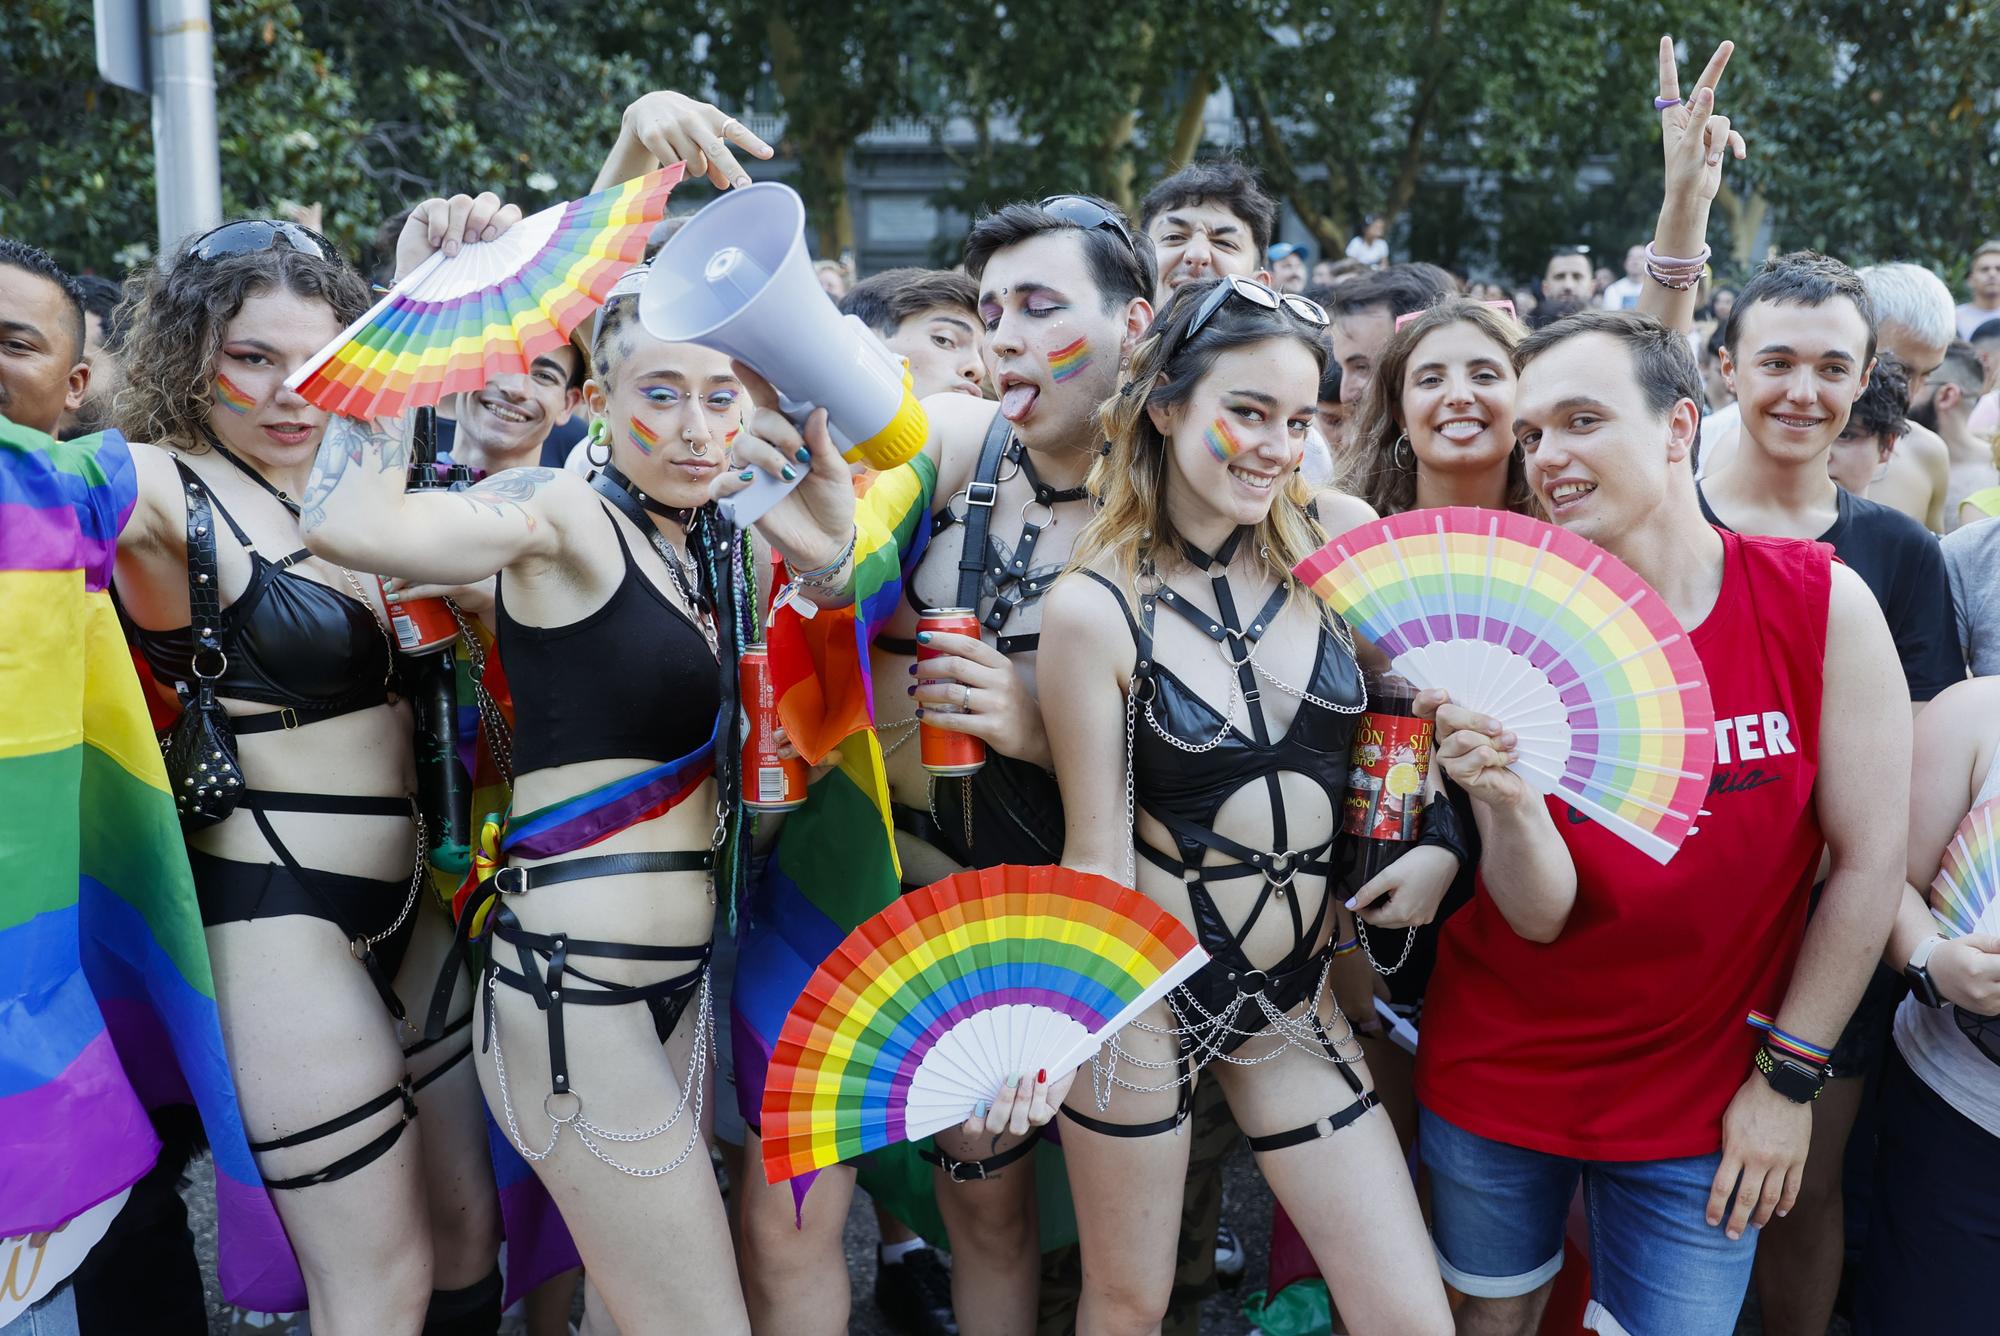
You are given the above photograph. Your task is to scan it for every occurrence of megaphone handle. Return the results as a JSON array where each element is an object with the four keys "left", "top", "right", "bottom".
[{"left": 714, "top": 465, "right": 807, "bottom": 530}]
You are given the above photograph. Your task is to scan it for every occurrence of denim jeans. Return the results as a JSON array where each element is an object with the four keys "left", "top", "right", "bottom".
[
  {"left": 1419, "top": 1104, "right": 1756, "bottom": 1336},
  {"left": 1, "top": 1286, "right": 80, "bottom": 1336}
]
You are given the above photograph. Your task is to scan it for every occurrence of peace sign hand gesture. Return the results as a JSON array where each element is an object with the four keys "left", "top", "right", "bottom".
[{"left": 1657, "top": 36, "right": 1748, "bottom": 209}]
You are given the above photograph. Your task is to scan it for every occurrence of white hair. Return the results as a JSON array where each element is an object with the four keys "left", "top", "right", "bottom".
[{"left": 1858, "top": 263, "right": 1955, "bottom": 347}]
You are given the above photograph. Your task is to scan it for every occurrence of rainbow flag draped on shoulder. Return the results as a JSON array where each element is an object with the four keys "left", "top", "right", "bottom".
[
  {"left": 735, "top": 455, "right": 937, "bottom": 1214},
  {"left": 0, "top": 423, "right": 299, "bottom": 1307}
]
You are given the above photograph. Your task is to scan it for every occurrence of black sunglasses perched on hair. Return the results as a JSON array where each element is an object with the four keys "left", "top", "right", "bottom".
[
  {"left": 1173, "top": 275, "right": 1329, "bottom": 355},
  {"left": 183, "top": 219, "right": 336, "bottom": 265},
  {"left": 1039, "top": 195, "right": 1137, "bottom": 255}
]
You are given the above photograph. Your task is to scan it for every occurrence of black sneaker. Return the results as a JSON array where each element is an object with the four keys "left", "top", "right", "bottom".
[
  {"left": 1214, "top": 1220, "right": 1246, "bottom": 1289},
  {"left": 875, "top": 1245, "right": 959, "bottom": 1336}
]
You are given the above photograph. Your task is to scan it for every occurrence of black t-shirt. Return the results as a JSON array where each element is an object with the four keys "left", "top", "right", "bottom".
[{"left": 1700, "top": 484, "right": 1965, "bottom": 700}]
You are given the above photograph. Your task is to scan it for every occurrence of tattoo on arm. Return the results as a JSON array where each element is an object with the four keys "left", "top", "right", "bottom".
[
  {"left": 456, "top": 467, "right": 557, "bottom": 530},
  {"left": 300, "top": 416, "right": 412, "bottom": 532}
]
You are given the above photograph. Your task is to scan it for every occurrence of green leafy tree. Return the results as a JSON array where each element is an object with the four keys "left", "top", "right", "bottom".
[{"left": 1, "top": 0, "right": 376, "bottom": 273}]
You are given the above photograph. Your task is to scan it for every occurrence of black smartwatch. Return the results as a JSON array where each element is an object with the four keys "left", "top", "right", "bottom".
[
  {"left": 1905, "top": 934, "right": 1947, "bottom": 1009},
  {"left": 1754, "top": 1046, "right": 1829, "bottom": 1104}
]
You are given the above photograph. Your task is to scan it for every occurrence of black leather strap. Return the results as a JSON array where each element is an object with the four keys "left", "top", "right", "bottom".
[
  {"left": 485, "top": 905, "right": 709, "bottom": 1100},
  {"left": 1245, "top": 1091, "right": 1381, "bottom": 1153},
  {"left": 172, "top": 460, "right": 227, "bottom": 692},
  {"left": 422, "top": 848, "right": 712, "bottom": 1042},
  {"left": 921, "top": 1125, "right": 1043, "bottom": 1183},
  {"left": 953, "top": 411, "right": 1015, "bottom": 612},
  {"left": 1059, "top": 1060, "right": 1194, "bottom": 1139},
  {"left": 244, "top": 804, "right": 412, "bottom": 1022},
  {"left": 231, "top": 699, "right": 388, "bottom": 734},
  {"left": 252, "top": 1077, "right": 418, "bottom": 1191},
  {"left": 239, "top": 789, "right": 412, "bottom": 816}
]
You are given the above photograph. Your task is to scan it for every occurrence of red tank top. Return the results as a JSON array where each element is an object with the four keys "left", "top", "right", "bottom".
[{"left": 1416, "top": 528, "right": 1831, "bottom": 1161}]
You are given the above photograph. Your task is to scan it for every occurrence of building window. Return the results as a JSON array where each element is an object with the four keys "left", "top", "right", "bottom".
[{"left": 868, "top": 195, "right": 940, "bottom": 246}]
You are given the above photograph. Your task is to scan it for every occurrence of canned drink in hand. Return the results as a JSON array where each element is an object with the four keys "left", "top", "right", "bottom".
[
  {"left": 740, "top": 645, "right": 806, "bottom": 811},
  {"left": 916, "top": 608, "right": 986, "bottom": 777}
]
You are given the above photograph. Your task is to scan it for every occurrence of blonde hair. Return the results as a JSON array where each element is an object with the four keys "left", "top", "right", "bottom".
[
  {"left": 1343, "top": 297, "right": 1539, "bottom": 518},
  {"left": 1069, "top": 278, "right": 1332, "bottom": 608}
]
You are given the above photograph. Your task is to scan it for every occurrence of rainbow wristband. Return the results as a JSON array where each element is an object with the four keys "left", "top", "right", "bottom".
[
  {"left": 1746, "top": 1011, "right": 1833, "bottom": 1065},
  {"left": 1333, "top": 937, "right": 1361, "bottom": 957}
]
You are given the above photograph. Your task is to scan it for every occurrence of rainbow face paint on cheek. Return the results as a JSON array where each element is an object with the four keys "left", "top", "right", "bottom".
[
  {"left": 213, "top": 373, "right": 256, "bottom": 416},
  {"left": 1048, "top": 336, "right": 1093, "bottom": 382},
  {"left": 1203, "top": 416, "right": 1249, "bottom": 462},
  {"left": 628, "top": 417, "right": 662, "bottom": 455}
]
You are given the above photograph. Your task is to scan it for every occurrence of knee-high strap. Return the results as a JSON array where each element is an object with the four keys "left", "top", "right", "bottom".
[
  {"left": 250, "top": 1076, "right": 418, "bottom": 1191},
  {"left": 1245, "top": 1090, "right": 1381, "bottom": 1153},
  {"left": 921, "top": 1125, "right": 1043, "bottom": 1183},
  {"left": 422, "top": 848, "right": 713, "bottom": 1042}
]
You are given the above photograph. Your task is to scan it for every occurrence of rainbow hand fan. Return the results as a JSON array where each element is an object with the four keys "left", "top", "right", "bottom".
[
  {"left": 1930, "top": 798, "right": 2000, "bottom": 938},
  {"left": 759, "top": 864, "right": 1207, "bottom": 1184},
  {"left": 1294, "top": 506, "right": 1716, "bottom": 864},
  {"left": 284, "top": 165, "right": 684, "bottom": 418}
]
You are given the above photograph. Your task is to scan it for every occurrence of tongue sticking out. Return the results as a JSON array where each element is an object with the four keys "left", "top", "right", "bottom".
[{"left": 1000, "top": 384, "right": 1039, "bottom": 423}]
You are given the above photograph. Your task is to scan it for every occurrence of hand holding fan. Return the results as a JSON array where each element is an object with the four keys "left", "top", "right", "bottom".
[
  {"left": 1294, "top": 506, "right": 1716, "bottom": 863},
  {"left": 1930, "top": 798, "right": 2000, "bottom": 939},
  {"left": 284, "top": 165, "right": 684, "bottom": 418},
  {"left": 759, "top": 864, "right": 1207, "bottom": 1184}
]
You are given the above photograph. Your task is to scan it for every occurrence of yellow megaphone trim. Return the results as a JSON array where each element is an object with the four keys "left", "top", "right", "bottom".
[{"left": 844, "top": 365, "right": 929, "bottom": 471}]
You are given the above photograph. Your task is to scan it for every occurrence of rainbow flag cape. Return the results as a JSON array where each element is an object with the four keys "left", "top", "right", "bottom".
[
  {"left": 0, "top": 424, "right": 300, "bottom": 1307},
  {"left": 736, "top": 456, "right": 937, "bottom": 1217}
]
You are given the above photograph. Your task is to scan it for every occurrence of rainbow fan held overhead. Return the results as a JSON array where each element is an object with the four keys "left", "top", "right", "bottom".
[
  {"left": 285, "top": 165, "right": 683, "bottom": 419},
  {"left": 759, "top": 865, "right": 1206, "bottom": 1184},
  {"left": 1931, "top": 798, "right": 2000, "bottom": 939},
  {"left": 1294, "top": 506, "right": 1716, "bottom": 864}
]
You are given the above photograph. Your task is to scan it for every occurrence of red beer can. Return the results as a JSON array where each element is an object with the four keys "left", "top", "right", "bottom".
[
  {"left": 379, "top": 578, "right": 459, "bottom": 655},
  {"left": 917, "top": 608, "right": 987, "bottom": 777},
  {"left": 740, "top": 645, "right": 807, "bottom": 811}
]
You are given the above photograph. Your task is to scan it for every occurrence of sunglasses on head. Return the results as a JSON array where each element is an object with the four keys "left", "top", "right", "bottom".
[
  {"left": 1171, "top": 275, "right": 1329, "bottom": 357},
  {"left": 183, "top": 219, "right": 336, "bottom": 266},
  {"left": 1039, "top": 195, "right": 1137, "bottom": 255}
]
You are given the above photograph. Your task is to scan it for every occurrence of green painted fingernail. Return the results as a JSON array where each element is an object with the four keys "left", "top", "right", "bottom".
[
  {"left": 795, "top": 447, "right": 811, "bottom": 463},
  {"left": 781, "top": 465, "right": 796, "bottom": 481},
  {"left": 739, "top": 469, "right": 755, "bottom": 482}
]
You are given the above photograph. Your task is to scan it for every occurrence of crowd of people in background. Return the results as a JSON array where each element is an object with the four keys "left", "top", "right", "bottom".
[{"left": 7, "top": 30, "right": 2000, "bottom": 1336}]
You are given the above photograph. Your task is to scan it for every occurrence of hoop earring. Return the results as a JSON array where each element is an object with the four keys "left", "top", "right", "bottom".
[
  {"left": 585, "top": 418, "right": 611, "bottom": 468},
  {"left": 1392, "top": 433, "right": 1415, "bottom": 472}
]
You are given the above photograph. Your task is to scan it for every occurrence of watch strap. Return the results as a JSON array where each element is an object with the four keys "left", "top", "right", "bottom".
[{"left": 1754, "top": 1045, "right": 1828, "bottom": 1103}]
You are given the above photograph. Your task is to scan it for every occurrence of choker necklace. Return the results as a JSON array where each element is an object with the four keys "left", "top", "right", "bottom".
[
  {"left": 602, "top": 462, "right": 698, "bottom": 527},
  {"left": 203, "top": 428, "right": 301, "bottom": 516}
]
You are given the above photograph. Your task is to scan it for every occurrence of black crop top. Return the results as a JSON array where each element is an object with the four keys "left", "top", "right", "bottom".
[
  {"left": 498, "top": 504, "right": 719, "bottom": 774},
  {"left": 125, "top": 484, "right": 391, "bottom": 712}
]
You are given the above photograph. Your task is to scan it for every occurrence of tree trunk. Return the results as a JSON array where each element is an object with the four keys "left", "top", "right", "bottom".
[
  {"left": 1241, "top": 80, "right": 1343, "bottom": 255},
  {"left": 1381, "top": 0, "right": 1449, "bottom": 228},
  {"left": 1166, "top": 65, "right": 1217, "bottom": 173},
  {"left": 766, "top": 12, "right": 854, "bottom": 257}
]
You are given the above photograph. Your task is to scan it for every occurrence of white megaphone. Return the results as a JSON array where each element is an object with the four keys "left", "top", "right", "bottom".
[{"left": 638, "top": 182, "right": 929, "bottom": 527}]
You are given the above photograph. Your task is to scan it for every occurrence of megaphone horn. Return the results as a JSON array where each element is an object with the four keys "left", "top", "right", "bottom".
[{"left": 638, "top": 183, "right": 929, "bottom": 527}]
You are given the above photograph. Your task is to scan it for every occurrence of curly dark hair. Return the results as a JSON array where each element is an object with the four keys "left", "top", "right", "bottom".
[{"left": 115, "top": 238, "right": 370, "bottom": 448}]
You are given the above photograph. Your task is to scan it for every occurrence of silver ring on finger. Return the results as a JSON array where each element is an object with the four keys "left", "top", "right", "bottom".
[
  {"left": 721, "top": 117, "right": 741, "bottom": 136},
  {"left": 958, "top": 683, "right": 972, "bottom": 711}
]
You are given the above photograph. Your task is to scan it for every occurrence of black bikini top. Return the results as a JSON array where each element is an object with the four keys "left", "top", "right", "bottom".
[
  {"left": 125, "top": 456, "right": 392, "bottom": 715},
  {"left": 497, "top": 494, "right": 719, "bottom": 775},
  {"left": 1086, "top": 528, "right": 1362, "bottom": 834}
]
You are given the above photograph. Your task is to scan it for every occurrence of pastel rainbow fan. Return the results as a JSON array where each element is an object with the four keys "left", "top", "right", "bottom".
[
  {"left": 759, "top": 864, "right": 1207, "bottom": 1183},
  {"left": 285, "top": 165, "right": 683, "bottom": 418},
  {"left": 1930, "top": 798, "right": 2000, "bottom": 938},
  {"left": 1294, "top": 507, "right": 1716, "bottom": 863}
]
